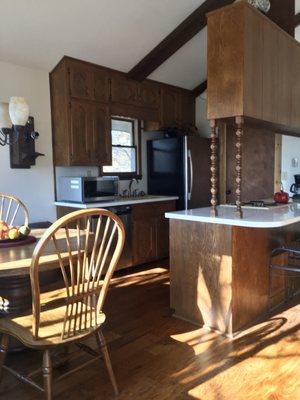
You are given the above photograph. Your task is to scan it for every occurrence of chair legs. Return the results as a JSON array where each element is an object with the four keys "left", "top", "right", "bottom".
[
  {"left": 42, "top": 349, "right": 53, "bottom": 400},
  {"left": 96, "top": 331, "right": 119, "bottom": 396},
  {"left": 0, "top": 334, "right": 9, "bottom": 383}
]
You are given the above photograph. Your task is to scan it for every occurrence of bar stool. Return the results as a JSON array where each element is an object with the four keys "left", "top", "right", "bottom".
[{"left": 269, "top": 240, "right": 300, "bottom": 304}]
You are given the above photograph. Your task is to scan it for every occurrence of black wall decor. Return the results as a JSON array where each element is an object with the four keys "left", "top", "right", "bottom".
[{"left": 9, "top": 116, "right": 44, "bottom": 169}]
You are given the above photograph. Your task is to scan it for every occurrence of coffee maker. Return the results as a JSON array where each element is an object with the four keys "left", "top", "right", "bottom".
[{"left": 290, "top": 174, "right": 300, "bottom": 200}]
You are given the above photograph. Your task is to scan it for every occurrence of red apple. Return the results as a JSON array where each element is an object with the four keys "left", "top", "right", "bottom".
[{"left": 274, "top": 190, "right": 289, "bottom": 204}]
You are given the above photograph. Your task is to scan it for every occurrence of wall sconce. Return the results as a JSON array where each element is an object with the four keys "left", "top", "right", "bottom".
[{"left": 0, "top": 98, "right": 39, "bottom": 146}]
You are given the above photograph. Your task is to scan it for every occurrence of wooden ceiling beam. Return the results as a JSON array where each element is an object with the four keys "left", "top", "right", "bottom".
[
  {"left": 127, "top": 0, "right": 235, "bottom": 81},
  {"left": 191, "top": 80, "right": 207, "bottom": 98}
]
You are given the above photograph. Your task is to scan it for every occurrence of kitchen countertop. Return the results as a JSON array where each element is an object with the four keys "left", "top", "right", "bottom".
[
  {"left": 55, "top": 195, "right": 179, "bottom": 209},
  {"left": 165, "top": 202, "right": 300, "bottom": 228}
]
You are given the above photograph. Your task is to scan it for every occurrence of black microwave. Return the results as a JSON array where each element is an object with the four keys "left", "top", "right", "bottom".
[{"left": 57, "top": 176, "right": 119, "bottom": 203}]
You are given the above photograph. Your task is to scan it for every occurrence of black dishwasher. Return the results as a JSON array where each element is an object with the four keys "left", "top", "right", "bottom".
[{"left": 106, "top": 205, "right": 133, "bottom": 269}]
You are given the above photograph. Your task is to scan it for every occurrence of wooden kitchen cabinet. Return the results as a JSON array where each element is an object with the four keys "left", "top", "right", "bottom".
[
  {"left": 262, "top": 19, "right": 278, "bottom": 124},
  {"left": 160, "top": 86, "right": 181, "bottom": 128},
  {"left": 69, "top": 100, "right": 111, "bottom": 166},
  {"left": 132, "top": 218, "right": 157, "bottom": 264},
  {"left": 291, "top": 45, "right": 300, "bottom": 128},
  {"left": 68, "top": 60, "right": 92, "bottom": 100},
  {"left": 68, "top": 59, "right": 110, "bottom": 103},
  {"left": 139, "top": 80, "right": 160, "bottom": 109},
  {"left": 69, "top": 99, "right": 91, "bottom": 165},
  {"left": 155, "top": 216, "right": 170, "bottom": 259},
  {"left": 207, "top": 1, "right": 300, "bottom": 135},
  {"left": 91, "top": 102, "right": 111, "bottom": 165},
  {"left": 132, "top": 201, "right": 176, "bottom": 265},
  {"left": 93, "top": 68, "right": 110, "bottom": 103},
  {"left": 50, "top": 56, "right": 196, "bottom": 166},
  {"left": 50, "top": 58, "right": 112, "bottom": 166},
  {"left": 181, "top": 91, "right": 196, "bottom": 127},
  {"left": 110, "top": 73, "right": 139, "bottom": 106}
]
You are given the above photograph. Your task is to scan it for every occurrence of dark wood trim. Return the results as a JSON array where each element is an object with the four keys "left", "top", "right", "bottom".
[
  {"left": 100, "top": 116, "right": 142, "bottom": 180},
  {"left": 295, "top": 13, "right": 300, "bottom": 28},
  {"left": 127, "top": 0, "right": 235, "bottom": 81},
  {"left": 191, "top": 80, "right": 207, "bottom": 98}
]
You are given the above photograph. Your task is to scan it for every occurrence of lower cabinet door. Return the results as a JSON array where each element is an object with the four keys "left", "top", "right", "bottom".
[
  {"left": 133, "top": 219, "right": 156, "bottom": 265},
  {"left": 155, "top": 216, "right": 169, "bottom": 259}
]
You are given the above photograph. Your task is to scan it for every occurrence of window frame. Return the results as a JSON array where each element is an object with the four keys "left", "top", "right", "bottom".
[{"left": 101, "top": 117, "right": 142, "bottom": 180}]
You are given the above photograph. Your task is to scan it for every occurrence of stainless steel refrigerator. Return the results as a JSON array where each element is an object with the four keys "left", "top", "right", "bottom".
[{"left": 147, "top": 136, "right": 211, "bottom": 210}]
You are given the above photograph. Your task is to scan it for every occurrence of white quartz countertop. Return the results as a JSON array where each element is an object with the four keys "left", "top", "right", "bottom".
[
  {"left": 55, "top": 196, "right": 178, "bottom": 209},
  {"left": 165, "top": 203, "right": 300, "bottom": 228}
]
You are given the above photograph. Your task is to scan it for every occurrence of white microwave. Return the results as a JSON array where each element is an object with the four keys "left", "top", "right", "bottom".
[{"left": 57, "top": 176, "right": 119, "bottom": 203}]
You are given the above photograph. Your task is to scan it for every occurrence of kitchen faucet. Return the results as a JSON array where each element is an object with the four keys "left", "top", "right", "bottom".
[{"left": 129, "top": 178, "right": 139, "bottom": 196}]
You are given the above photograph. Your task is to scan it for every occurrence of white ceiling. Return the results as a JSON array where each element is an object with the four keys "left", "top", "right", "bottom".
[
  {"left": 149, "top": 29, "right": 207, "bottom": 90},
  {"left": 0, "top": 0, "right": 299, "bottom": 91},
  {"left": 0, "top": 0, "right": 206, "bottom": 89}
]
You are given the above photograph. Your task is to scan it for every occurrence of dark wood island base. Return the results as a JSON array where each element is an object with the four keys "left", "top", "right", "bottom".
[{"left": 169, "top": 219, "right": 300, "bottom": 336}]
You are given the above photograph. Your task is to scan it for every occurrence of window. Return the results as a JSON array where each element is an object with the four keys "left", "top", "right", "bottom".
[{"left": 102, "top": 117, "right": 140, "bottom": 178}]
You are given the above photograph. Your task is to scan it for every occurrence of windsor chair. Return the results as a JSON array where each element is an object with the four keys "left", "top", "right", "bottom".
[
  {"left": 0, "top": 208, "right": 125, "bottom": 399},
  {"left": 0, "top": 193, "right": 29, "bottom": 227}
]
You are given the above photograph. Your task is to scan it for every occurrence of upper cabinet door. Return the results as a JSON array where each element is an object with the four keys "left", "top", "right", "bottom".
[
  {"left": 261, "top": 22, "right": 279, "bottom": 124},
  {"left": 93, "top": 68, "right": 110, "bottom": 103},
  {"left": 277, "top": 33, "right": 293, "bottom": 127},
  {"left": 139, "top": 81, "right": 160, "bottom": 109},
  {"left": 68, "top": 61, "right": 92, "bottom": 100},
  {"left": 291, "top": 45, "right": 300, "bottom": 128},
  {"left": 161, "top": 87, "right": 181, "bottom": 128},
  {"left": 110, "top": 74, "right": 139, "bottom": 106},
  {"left": 69, "top": 100, "right": 91, "bottom": 165},
  {"left": 91, "top": 103, "right": 112, "bottom": 165}
]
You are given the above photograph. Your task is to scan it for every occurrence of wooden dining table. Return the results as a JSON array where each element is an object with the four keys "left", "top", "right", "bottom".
[{"left": 0, "top": 228, "right": 79, "bottom": 318}]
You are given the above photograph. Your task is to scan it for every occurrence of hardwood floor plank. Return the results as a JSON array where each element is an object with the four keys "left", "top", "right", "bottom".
[{"left": 1, "top": 265, "right": 299, "bottom": 399}]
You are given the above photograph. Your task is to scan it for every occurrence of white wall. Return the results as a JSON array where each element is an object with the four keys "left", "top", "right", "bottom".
[
  {"left": 281, "top": 135, "right": 300, "bottom": 195},
  {"left": 0, "top": 60, "right": 56, "bottom": 223}
]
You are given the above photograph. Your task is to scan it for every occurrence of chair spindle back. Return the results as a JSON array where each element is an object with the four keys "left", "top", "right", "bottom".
[
  {"left": 0, "top": 194, "right": 29, "bottom": 227},
  {"left": 30, "top": 209, "right": 125, "bottom": 341}
]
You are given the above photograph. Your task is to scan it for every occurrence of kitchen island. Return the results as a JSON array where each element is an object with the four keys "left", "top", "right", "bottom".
[{"left": 166, "top": 204, "right": 300, "bottom": 336}]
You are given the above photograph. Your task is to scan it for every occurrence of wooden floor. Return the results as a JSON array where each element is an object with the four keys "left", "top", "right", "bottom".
[{"left": 1, "top": 264, "right": 300, "bottom": 399}]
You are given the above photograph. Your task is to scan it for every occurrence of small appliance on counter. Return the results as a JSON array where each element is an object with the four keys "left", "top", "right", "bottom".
[
  {"left": 290, "top": 175, "right": 300, "bottom": 200},
  {"left": 57, "top": 176, "right": 119, "bottom": 203}
]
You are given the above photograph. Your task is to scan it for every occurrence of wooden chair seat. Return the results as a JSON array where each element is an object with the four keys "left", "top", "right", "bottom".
[{"left": 0, "top": 287, "right": 106, "bottom": 348}]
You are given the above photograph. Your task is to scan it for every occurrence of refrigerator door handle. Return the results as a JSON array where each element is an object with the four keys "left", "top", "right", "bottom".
[{"left": 188, "top": 149, "right": 193, "bottom": 201}]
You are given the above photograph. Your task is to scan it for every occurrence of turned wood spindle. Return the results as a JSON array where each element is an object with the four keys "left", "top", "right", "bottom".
[
  {"left": 235, "top": 116, "right": 244, "bottom": 218},
  {"left": 210, "top": 119, "right": 218, "bottom": 217}
]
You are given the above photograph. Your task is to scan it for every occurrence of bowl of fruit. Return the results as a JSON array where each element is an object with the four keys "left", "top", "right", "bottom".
[{"left": 0, "top": 220, "right": 31, "bottom": 243}]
